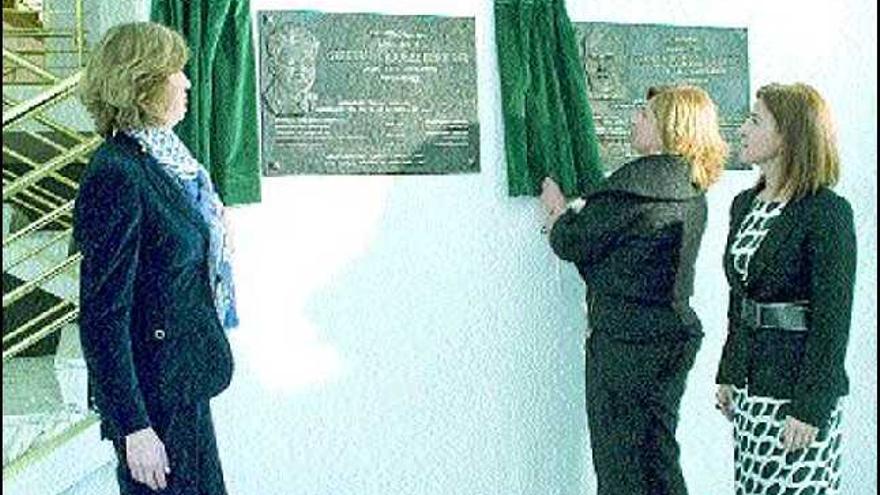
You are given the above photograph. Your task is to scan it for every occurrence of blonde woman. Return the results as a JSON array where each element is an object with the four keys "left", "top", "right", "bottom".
[
  {"left": 75, "top": 22, "right": 236, "bottom": 494},
  {"left": 541, "top": 85, "right": 727, "bottom": 494},
  {"left": 715, "top": 83, "right": 855, "bottom": 494}
]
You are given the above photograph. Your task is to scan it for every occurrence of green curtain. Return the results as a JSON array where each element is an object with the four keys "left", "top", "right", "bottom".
[
  {"left": 151, "top": 0, "right": 261, "bottom": 205},
  {"left": 495, "top": 0, "right": 603, "bottom": 197}
]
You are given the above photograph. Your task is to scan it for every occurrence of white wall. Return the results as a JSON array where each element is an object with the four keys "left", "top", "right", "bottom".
[{"left": 212, "top": 0, "right": 874, "bottom": 494}]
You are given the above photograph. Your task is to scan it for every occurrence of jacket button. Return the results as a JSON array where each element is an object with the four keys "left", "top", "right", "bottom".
[{"left": 154, "top": 329, "right": 166, "bottom": 340}]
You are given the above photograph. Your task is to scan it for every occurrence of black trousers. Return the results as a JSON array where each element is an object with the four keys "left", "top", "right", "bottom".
[
  {"left": 113, "top": 400, "right": 227, "bottom": 495},
  {"left": 585, "top": 331, "right": 701, "bottom": 495}
]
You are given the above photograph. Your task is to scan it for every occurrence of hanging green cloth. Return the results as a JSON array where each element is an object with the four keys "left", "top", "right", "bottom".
[
  {"left": 151, "top": 0, "right": 261, "bottom": 205},
  {"left": 495, "top": 0, "right": 603, "bottom": 197}
]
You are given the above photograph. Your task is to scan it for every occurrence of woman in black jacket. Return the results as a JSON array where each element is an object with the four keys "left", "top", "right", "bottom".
[
  {"left": 541, "top": 85, "right": 728, "bottom": 495},
  {"left": 75, "top": 22, "right": 237, "bottom": 494},
  {"left": 715, "top": 83, "right": 855, "bottom": 494}
]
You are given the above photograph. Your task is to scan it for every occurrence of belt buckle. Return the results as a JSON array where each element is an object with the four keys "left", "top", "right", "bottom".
[{"left": 740, "top": 298, "right": 761, "bottom": 327}]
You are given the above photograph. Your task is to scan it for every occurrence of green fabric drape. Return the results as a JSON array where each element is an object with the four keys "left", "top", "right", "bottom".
[
  {"left": 495, "top": 0, "right": 603, "bottom": 197},
  {"left": 151, "top": 0, "right": 261, "bottom": 205}
]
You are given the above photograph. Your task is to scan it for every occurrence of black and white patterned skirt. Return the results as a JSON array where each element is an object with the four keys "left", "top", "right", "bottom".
[{"left": 732, "top": 386, "right": 843, "bottom": 495}]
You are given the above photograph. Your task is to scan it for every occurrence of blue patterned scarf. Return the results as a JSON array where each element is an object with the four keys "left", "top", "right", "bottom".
[{"left": 126, "top": 127, "right": 239, "bottom": 330}]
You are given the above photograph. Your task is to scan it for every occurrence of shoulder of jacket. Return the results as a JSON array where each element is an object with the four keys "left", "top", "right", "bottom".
[
  {"left": 612, "top": 154, "right": 671, "bottom": 178},
  {"left": 812, "top": 187, "right": 851, "bottom": 208},
  {"left": 804, "top": 188, "right": 853, "bottom": 224},
  {"left": 601, "top": 154, "right": 700, "bottom": 201},
  {"left": 85, "top": 139, "right": 143, "bottom": 180}
]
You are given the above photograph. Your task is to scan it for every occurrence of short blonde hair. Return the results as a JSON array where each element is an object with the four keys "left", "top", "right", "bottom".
[
  {"left": 757, "top": 83, "right": 840, "bottom": 199},
  {"left": 649, "top": 85, "right": 728, "bottom": 191},
  {"left": 79, "top": 22, "right": 189, "bottom": 136}
]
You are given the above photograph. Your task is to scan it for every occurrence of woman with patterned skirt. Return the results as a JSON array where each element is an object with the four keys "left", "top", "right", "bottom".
[{"left": 715, "top": 83, "right": 856, "bottom": 494}]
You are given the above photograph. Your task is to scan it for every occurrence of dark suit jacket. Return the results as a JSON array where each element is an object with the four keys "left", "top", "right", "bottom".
[
  {"left": 74, "top": 132, "right": 234, "bottom": 440},
  {"left": 715, "top": 186, "right": 856, "bottom": 428},
  {"left": 550, "top": 154, "right": 707, "bottom": 342}
]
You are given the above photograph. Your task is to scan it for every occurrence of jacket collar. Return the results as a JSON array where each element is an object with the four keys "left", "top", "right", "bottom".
[
  {"left": 594, "top": 154, "right": 702, "bottom": 201},
  {"left": 109, "top": 132, "right": 210, "bottom": 242}
]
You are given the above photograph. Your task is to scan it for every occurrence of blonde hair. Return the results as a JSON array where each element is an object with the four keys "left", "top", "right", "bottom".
[
  {"left": 79, "top": 22, "right": 189, "bottom": 136},
  {"left": 648, "top": 85, "right": 728, "bottom": 190},
  {"left": 756, "top": 83, "right": 840, "bottom": 199}
]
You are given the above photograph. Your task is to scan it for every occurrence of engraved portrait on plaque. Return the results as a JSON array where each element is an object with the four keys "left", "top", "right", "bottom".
[
  {"left": 264, "top": 23, "right": 321, "bottom": 116},
  {"left": 582, "top": 28, "right": 626, "bottom": 101},
  {"left": 574, "top": 22, "right": 750, "bottom": 173}
]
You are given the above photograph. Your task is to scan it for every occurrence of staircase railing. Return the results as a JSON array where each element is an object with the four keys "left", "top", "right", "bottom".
[
  {"left": 2, "top": 72, "right": 98, "bottom": 362},
  {"left": 3, "top": 0, "right": 101, "bottom": 480}
]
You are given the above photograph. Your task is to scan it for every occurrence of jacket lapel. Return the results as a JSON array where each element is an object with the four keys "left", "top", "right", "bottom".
[
  {"left": 113, "top": 133, "right": 210, "bottom": 242},
  {"left": 742, "top": 196, "right": 804, "bottom": 288},
  {"left": 723, "top": 189, "right": 755, "bottom": 293}
]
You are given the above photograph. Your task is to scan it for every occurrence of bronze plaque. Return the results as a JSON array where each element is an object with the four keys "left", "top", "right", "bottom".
[
  {"left": 259, "top": 11, "right": 479, "bottom": 176},
  {"left": 574, "top": 22, "right": 750, "bottom": 172}
]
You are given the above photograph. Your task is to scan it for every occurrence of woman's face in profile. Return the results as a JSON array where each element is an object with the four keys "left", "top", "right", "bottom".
[
  {"left": 738, "top": 98, "right": 781, "bottom": 165},
  {"left": 631, "top": 104, "right": 662, "bottom": 155},
  {"left": 162, "top": 70, "right": 191, "bottom": 128}
]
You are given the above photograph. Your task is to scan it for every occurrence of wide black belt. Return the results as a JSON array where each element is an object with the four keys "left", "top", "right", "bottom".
[{"left": 740, "top": 297, "right": 810, "bottom": 332}]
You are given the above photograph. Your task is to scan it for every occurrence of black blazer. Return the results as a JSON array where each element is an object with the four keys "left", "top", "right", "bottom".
[
  {"left": 550, "top": 154, "right": 707, "bottom": 341},
  {"left": 715, "top": 186, "right": 856, "bottom": 428},
  {"left": 74, "top": 133, "right": 233, "bottom": 440}
]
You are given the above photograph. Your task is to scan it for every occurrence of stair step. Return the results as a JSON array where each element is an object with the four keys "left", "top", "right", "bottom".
[
  {"left": 3, "top": 324, "right": 89, "bottom": 469},
  {"left": 2, "top": 416, "right": 115, "bottom": 495},
  {"left": 59, "top": 461, "right": 119, "bottom": 495},
  {"left": 2, "top": 355, "right": 85, "bottom": 467}
]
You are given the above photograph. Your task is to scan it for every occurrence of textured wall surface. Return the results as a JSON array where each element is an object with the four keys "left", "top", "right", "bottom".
[{"left": 82, "top": 0, "right": 874, "bottom": 494}]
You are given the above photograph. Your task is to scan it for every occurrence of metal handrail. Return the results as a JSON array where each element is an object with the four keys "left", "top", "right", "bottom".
[
  {"left": 1, "top": 79, "right": 80, "bottom": 86},
  {"left": 3, "top": 94, "right": 93, "bottom": 144},
  {"left": 2, "top": 253, "right": 81, "bottom": 308},
  {"left": 2, "top": 29, "right": 79, "bottom": 37},
  {"left": 2, "top": 136, "right": 101, "bottom": 198},
  {"left": 1, "top": 70, "right": 81, "bottom": 126},
  {"left": 2, "top": 169, "right": 72, "bottom": 214},
  {"left": 5, "top": 196, "right": 48, "bottom": 219},
  {"left": 2, "top": 307, "right": 80, "bottom": 361},
  {"left": 1, "top": 48, "right": 59, "bottom": 83},
  {"left": 74, "top": 0, "right": 85, "bottom": 66},
  {"left": 3, "top": 145, "right": 82, "bottom": 189},
  {"left": 12, "top": 49, "right": 91, "bottom": 55},
  {"left": 1, "top": 413, "right": 100, "bottom": 482},
  {"left": 2, "top": 300, "right": 73, "bottom": 346},
  {"left": 2, "top": 201, "right": 74, "bottom": 247},
  {"left": 5, "top": 228, "right": 72, "bottom": 272},
  {"left": 0, "top": 174, "right": 73, "bottom": 223}
]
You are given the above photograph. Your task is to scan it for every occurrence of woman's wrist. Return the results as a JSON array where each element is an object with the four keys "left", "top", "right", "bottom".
[{"left": 541, "top": 207, "right": 564, "bottom": 234}]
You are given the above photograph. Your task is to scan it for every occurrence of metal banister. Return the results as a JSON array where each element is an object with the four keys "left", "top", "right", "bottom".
[{"left": 1, "top": 69, "right": 81, "bottom": 126}]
